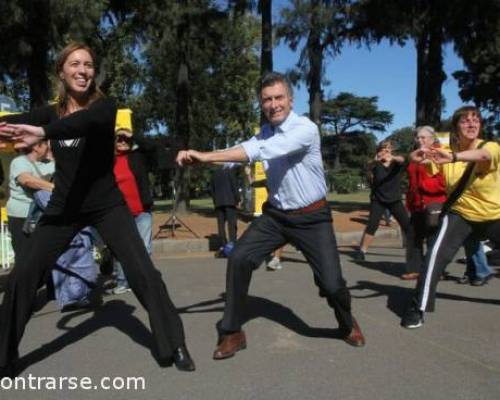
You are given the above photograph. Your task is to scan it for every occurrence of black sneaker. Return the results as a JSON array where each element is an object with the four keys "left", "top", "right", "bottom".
[
  {"left": 401, "top": 308, "right": 424, "bottom": 329},
  {"left": 353, "top": 250, "right": 366, "bottom": 261}
]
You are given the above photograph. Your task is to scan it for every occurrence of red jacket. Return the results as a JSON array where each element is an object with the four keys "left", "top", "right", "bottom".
[{"left": 406, "top": 162, "right": 447, "bottom": 212}]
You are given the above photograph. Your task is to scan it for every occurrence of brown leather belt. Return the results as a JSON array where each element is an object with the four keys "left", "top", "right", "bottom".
[{"left": 286, "top": 198, "right": 329, "bottom": 215}]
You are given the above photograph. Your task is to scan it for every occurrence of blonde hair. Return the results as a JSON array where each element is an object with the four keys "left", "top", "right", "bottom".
[{"left": 54, "top": 42, "right": 104, "bottom": 117}]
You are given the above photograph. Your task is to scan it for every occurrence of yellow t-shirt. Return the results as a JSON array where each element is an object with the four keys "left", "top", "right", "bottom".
[{"left": 434, "top": 141, "right": 500, "bottom": 222}]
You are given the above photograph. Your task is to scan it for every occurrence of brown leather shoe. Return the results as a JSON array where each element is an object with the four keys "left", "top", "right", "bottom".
[
  {"left": 401, "top": 272, "right": 419, "bottom": 280},
  {"left": 343, "top": 317, "right": 365, "bottom": 347},
  {"left": 213, "top": 331, "right": 247, "bottom": 360}
]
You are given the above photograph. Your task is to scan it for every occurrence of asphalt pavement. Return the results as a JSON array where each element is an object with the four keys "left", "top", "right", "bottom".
[{"left": 1, "top": 238, "right": 499, "bottom": 400}]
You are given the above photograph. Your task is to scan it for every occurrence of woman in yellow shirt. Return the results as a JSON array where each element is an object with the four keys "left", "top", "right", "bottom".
[{"left": 402, "top": 106, "right": 500, "bottom": 329}]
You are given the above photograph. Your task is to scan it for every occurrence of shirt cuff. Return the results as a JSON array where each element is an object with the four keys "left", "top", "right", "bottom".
[{"left": 241, "top": 141, "right": 260, "bottom": 162}]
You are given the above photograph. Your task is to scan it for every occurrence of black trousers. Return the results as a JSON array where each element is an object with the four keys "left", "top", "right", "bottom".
[
  {"left": 414, "top": 212, "right": 500, "bottom": 312},
  {"left": 365, "top": 198, "right": 410, "bottom": 236},
  {"left": 405, "top": 212, "right": 438, "bottom": 274},
  {"left": 220, "top": 203, "right": 353, "bottom": 334},
  {"left": 7, "top": 217, "right": 30, "bottom": 267},
  {"left": 0, "top": 205, "right": 185, "bottom": 366},
  {"left": 215, "top": 206, "right": 237, "bottom": 245}
]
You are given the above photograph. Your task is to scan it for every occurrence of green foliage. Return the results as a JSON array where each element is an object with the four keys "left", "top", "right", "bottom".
[
  {"left": 277, "top": 0, "right": 352, "bottom": 124},
  {"left": 320, "top": 92, "right": 393, "bottom": 135},
  {"left": 385, "top": 126, "right": 415, "bottom": 155},
  {"left": 327, "top": 168, "right": 362, "bottom": 194},
  {"left": 451, "top": 0, "right": 500, "bottom": 135},
  {"left": 322, "top": 131, "right": 377, "bottom": 170}
]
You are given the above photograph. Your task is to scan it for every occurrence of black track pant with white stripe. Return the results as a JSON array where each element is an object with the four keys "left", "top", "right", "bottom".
[{"left": 414, "top": 212, "right": 500, "bottom": 312}]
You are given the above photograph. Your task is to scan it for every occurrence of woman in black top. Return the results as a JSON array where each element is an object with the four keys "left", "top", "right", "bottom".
[
  {"left": 0, "top": 43, "right": 195, "bottom": 376},
  {"left": 355, "top": 140, "right": 410, "bottom": 260}
]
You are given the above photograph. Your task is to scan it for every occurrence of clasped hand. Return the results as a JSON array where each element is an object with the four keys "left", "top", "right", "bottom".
[
  {"left": 411, "top": 147, "right": 452, "bottom": 164},
  {"left": 176, "top": 149, "right": 207, "bottom": 166}
]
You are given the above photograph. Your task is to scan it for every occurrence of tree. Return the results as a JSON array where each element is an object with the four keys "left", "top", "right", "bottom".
[
  {"left": 451, "top": 1, "right": 500, "bottom": 135},
  {"left": 320, "top": 91, "right": 392, "bottom": 169},
  {"left": 320, "top": 92, "right": 393, "bottom": 135},
  {"left": 138, "top": 0, "right": 260, "bottom": 210},
  {"left": 385, "top": 126, "right": 415, "bottom": 155},
  {"left": 0, "top": 0, "right": 110, "bottom": 108},
  {"left": 277, "top": 0, "right": 352, "bottom": 127},
  {"left": 351, "top": 0, "right": 453, "bottom": 127}
]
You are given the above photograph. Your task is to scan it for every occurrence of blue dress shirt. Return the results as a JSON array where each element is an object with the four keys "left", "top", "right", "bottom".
[{"left": 241, "top": 111, "right": 327, "bottom": 210}]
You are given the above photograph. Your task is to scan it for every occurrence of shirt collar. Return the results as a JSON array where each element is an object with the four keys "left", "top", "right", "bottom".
[{"left": 271, "top": 110, "right": 297, "bottom": 134}]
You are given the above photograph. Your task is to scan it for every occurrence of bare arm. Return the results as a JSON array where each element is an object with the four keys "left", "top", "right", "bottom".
[
  {"left": 430, "top": 148, "right": 491, "bottom": 164},
  {"left": 17, "top": 173, "right": 54, "bottom": 192}
]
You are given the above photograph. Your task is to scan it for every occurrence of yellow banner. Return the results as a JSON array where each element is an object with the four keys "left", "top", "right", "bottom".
[{"left": 254, "top": 162, "right": 267, "bottom": 215}]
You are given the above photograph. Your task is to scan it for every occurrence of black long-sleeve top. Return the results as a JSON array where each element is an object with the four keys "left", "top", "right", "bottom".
[
  {"left": 0, "top": 98, "right": 125, "bottom": 215},
  {"left": 370, "top": 161, "right": 404, "bottom": 203}
]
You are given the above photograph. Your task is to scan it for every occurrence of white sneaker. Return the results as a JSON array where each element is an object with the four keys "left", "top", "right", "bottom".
[
  {"left": 109, "top": 286, "right": 131, "bottom": 295},
  {"left": 266, "top": 256, "right": 283, "bottom": 271}
]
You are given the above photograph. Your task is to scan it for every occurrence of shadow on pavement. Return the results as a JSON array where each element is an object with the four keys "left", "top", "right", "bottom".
[
  {"left": 349, "top": 280, "right": 500, "bottom": 319},
  {"left": 179, "top": 294, "right": 345, "bottom": 341},
  {"left": 16, "top": 300, "right": 154, "bottom": 375},
  {"left": 349, "top": 280, "right": 412, "bottom": 317}
]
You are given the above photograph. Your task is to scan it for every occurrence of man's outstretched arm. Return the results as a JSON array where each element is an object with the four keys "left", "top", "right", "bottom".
[{"left": 177, "top": 146, "right": 248, "bottom": 166}]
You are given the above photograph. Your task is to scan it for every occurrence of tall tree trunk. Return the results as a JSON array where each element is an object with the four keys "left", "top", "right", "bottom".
[
  {"left": 26, "top": 0, "right": 51, "bottom": 108},
  {"left": 415, "top": 31, "right": 427, "bottom": 126},
  {"left": 307, "top": 0, "right": 323, "bottom": 129},
  {"left": 174, "top": 7, "right": 190, "bottom": 213},
  {"left": 259, "top": 0, "right": 273, "bottom": 124},
  {"left": 415, "top": 4, "right": 446, "bottom": 127},
  {"left": 424, "top": 7, "right": 446, "bottom": 128},
  {"left": 260, "top": 0, "right": 273, "bottom": 76}
]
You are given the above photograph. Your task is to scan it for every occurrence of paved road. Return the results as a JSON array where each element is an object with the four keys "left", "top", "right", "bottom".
[{"left": 1, "top": 238, "right": 499, "bottom": 400}]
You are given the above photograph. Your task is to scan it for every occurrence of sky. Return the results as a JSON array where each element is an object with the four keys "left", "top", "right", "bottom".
[{"left": 272, "top": 2, "right": 466, "bottom": 140}]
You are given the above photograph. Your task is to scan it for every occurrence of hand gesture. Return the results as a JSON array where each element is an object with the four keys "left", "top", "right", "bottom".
[
  {"left": 429, "top": 148, "right": 453, "bottom": 164},
  {"left": 1, "top": 124, "right": 45, "bottom": 149},
  {"left": 176, "top": 149, "right": 209, "bottom": 166},
  {"left": 0, "top": 122, "right": 14, "bottom": 148}
]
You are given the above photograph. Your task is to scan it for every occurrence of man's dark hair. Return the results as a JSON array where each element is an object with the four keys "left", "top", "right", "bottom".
[{"left": 260, "top": 72, "right": 293, "bottom": 98}]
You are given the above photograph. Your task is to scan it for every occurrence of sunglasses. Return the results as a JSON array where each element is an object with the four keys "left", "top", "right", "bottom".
[{"left": 116, "top": 135, "right": 132, "bottom": 143}]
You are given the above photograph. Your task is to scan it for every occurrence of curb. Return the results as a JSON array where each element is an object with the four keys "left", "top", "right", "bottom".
[{"left": 152, "top": 227, "right": 402, "bottom": 255}]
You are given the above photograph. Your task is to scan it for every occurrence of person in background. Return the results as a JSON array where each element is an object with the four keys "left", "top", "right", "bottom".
[
  {"left": 266, "top": 246, "right": 284, "bottom": 271},
  {"left": 106, "top": 111, "right": 155, "bottom": 295},
  {"left": 211, "top": 165, "right": 239, "bottom": 258},
  {"left": 6, "top": 140, "right": 54, "bottom": 266},
  {"left": 403, "top": 126, "right": 446, "bottom": 280},
  {"left": 355, "top": 140, "right": 410, "bottom": 261},
  {"left": 0, "top": 43, "right": 194, "bottom": 377},
  {"left": 458, "top": 239, "right": 495, "bottom": 286}
]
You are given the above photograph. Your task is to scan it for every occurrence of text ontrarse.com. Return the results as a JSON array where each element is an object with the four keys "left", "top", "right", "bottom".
[{"left": 0, "top": 374, "right": 146, "bottom": 391}]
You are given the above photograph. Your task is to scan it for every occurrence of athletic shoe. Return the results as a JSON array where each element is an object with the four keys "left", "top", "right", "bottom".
[
  {"left": 106, "top": 285, "right": 132, "bottom": 295},
  {"left": 353, "top": 249, "right": 366, "bottom": 261},
  {"left": 401, "top": 308, "right": 424, "bottom": 329},
  {"left": 266, "top": 256, "right": 283, "bottom": 271}
]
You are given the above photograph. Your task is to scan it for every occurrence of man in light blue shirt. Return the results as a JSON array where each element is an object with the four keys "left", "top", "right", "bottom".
[{"left": 177, "top": 72, "right": 365, "bottom": 359}]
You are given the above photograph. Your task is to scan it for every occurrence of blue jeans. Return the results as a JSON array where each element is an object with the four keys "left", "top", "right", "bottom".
[
  {"left": 464, "top": 238, "right": 493, "bottom": 279},
  {"left": 114, "top": 212, "right": 153, "bottom": 287}
]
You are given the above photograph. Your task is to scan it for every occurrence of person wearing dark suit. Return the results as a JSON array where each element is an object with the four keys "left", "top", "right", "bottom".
[{"left": 177, "top": 72, "right": 365, "bottom": 360}]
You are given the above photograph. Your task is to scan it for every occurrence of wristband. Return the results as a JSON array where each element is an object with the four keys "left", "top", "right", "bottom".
[{"left": 451, "top": 152, "right": 457, "bottom": 162}]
